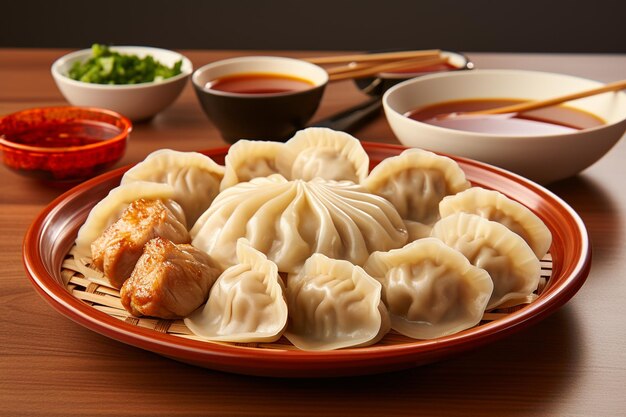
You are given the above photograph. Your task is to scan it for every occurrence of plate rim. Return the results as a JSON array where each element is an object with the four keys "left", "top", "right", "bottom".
[{"left": 22, "top": 142, "right": 592, "bottom": 376}]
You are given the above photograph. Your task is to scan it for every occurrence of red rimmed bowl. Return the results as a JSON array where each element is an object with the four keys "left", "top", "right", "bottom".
[
  {"left": 0, "top": 106, "right": 131, "bottom": 183},
  {"left": 22, "top": 143, "right": 591, "bottom": 377}
]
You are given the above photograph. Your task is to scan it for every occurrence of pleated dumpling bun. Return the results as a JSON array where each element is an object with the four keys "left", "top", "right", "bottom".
[
  {"left": 439, "top": 187, "right": 552, "bottom": 259},
  {"left": 121, "top": 149, "right": 224, "bottom": 227},
  {"left": 278, "top": 127, "right": 369, "bottom": 183},
  {"left": 285, "top": 253, "right": 390, "bottom": 350},
  {"left": 431, "top": 213, "right": 541, "bottom": 310},
  {"left": 74, "top": 181, "right": 185, "bottom": 257},
  {"left": 363, "top": 148, "right": 471, "bottom": 225},
  {"left": 220, "top": 140, "right": 290, "bottom": 190},
  {"left": 191, "top": 175, "right": 408, "bottom": 273},
  {"left": 184, "top": 239, "right": 288, "bottom": 343},
  {"left": 364, "top": 238, "right": 493, "bottom": 339}
]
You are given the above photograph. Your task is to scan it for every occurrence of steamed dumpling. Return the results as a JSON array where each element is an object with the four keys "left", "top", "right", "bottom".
[
  {"left": 431, "top": 213, "right": 541, "bottom": 310},
  {"left": 184, "top": 239, "right": 287, "bottom": 343},
  {"left": 285, "top": 253, "right": 390, "bottom": 350},
  {"left": 220, "top": 140, "right": 290, "bottom": 190},
  {"left": 439, "top": 187, "right": 552, "bottom": 259},
  {"left": 74, "top": 181, "right": 185, "bottom": 257},
  {"left": 191, "top": 175, "right": 408, "bottom": 273},
  {"left": 121, "top": 149, "right": 225, "bottom": 227},
  {"left": 364, "top": 238, "right": 493, "bottom": 339},
  {"left": 363, "top": 148, "right": 471, "bottom": 224},
  {"left": 278, "top": 127, "right": 369, "bottom": 182}
]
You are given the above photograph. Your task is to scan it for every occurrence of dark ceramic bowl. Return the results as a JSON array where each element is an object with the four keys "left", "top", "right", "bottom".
[
  {"left": 192, "top": 56, "right": 328, "bottom": 143},
  {"left": 0, "top": 106, "right": 131, "bottom": 183}
]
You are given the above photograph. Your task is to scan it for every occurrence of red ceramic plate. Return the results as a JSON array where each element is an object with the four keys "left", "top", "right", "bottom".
[{"left": 23, "top": 142, "right": 591, "bottom": 377}]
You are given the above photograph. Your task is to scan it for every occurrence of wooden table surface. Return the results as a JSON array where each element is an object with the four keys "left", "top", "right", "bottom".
[{"left": 1, "top": 49, "right": 625, "bottom": 417}]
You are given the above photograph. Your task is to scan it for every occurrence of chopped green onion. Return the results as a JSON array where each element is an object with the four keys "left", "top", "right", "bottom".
[{"left": 68, "top": 44, "right": 183, "bottom": 85}]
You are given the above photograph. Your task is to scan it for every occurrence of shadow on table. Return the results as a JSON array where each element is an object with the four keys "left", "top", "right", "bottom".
[
  {"left": 77, "top": 303, "right": 582, "bottom": 417},
  {"left": 256, "top": 307, "right": 583, "bottom": 416},
  {"left": 548, "top": 173, "right": 622, "bottom": 266}
]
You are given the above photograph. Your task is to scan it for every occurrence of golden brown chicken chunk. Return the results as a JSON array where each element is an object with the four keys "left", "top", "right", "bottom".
[
  {"left": 91, "top": 198, "right": 189, "bottom": 289},
  {"left": 120, "top": 237, "right": 221, "bottom": 319}
]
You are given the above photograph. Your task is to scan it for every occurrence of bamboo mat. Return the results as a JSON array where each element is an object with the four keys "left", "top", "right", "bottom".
[{"left": 63, "top": 246, "right": 552, "bottom": 350}]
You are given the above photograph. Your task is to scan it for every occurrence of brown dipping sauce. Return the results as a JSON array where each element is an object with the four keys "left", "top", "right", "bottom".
[
  {"left": 405, "top": 98, "right": 605, "bottom": 135},
  {"left": 207, "top": 73, "right": 315, "bottom": 95}
]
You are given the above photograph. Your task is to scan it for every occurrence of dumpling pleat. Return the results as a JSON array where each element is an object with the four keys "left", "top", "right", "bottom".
[
  {"left": 364, "top": 238, "right": 493, "bottom": 339},
  {"left": 308, "top": 185, "right": 369, "bottom": 264},
  {"left": 285, "top": 254, "right": 388, "bottom": 350},
  {"left": 184, "top": 239, "right": 287, "bottom": 343},
  {"left": 438, "top": 187, "right": 552, "bottom": 259},
  {"left": 267, "top": 185, "right": 314, "bottom": 272},
  {"left": 363, "top": 148, "right": 471, "bottom": 224},
  {"left": 431, "top": 213, "right": 540, "bottom": 310},
  {"left": 192, "top": 176, "right": 408, "bottom": 274}
]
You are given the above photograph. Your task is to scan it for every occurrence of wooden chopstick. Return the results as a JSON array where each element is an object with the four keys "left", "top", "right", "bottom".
[
  {"left": 326, "top": 54, "right": 441, "bottom": 76},
  {"left": 304, "top": 49, "right": 441, "bottom": 65},
  {"left": 464, "top": 79, "right": 626, "bottom": 116},
  {"left": 328, "top": 56, "right": 449, "bottom": 82}
]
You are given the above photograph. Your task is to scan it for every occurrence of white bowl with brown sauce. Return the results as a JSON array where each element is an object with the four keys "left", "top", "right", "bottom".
[{"left": 383, "top": 69, "right": 626, "bottom": 184}]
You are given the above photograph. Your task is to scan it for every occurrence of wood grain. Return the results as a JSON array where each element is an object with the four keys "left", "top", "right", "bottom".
[{"left": 1, "top": 49, "right": 625, "bottom": 417}]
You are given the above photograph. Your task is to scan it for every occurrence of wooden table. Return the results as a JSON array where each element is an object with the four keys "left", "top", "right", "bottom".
[{"left": 1, "top": 49, "right": 625, "bottom": 417}]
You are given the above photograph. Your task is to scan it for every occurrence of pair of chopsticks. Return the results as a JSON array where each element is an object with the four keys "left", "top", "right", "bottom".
[{"left": 304, "top": 49, "right": 448, "bottom": 82}]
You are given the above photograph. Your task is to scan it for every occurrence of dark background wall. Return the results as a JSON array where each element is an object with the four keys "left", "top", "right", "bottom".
[{"left": 3, "top": 0, "right": 626, "bottom": 53}]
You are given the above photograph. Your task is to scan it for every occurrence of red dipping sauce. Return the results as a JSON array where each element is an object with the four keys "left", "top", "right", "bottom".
[
  {"left": 0, "top": 107, "right": 131, "bottom": 183},
  {"left": 207, "top": 73, "right": 315, "bottom": 95},
  {"left": 3, "top": 120, "right": 121, "bottom": 148}
]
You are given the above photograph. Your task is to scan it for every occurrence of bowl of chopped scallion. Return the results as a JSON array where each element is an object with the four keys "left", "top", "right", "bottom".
[{"left": 52, "top": 45, "right": 193, "bottom": 121}]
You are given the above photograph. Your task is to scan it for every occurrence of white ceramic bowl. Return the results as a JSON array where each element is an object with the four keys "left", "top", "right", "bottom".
[
  {"left": 383, "top": 69, "right": 626, "bottom": 184},
  {"left": 51, "top": 46, "right": 193, "bottom": 121}
]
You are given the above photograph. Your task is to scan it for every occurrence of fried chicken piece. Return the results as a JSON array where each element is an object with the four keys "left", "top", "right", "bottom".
[
  {"left": 91, "top": 199, "right": 190, "bottom": 289},
  {"left": 120, "top": 237, "right": 221, "bottom": 319}
]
